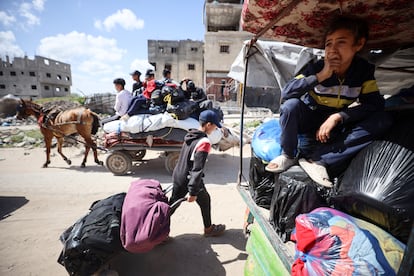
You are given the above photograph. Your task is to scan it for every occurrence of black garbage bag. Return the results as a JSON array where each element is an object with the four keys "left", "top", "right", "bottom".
[
  {"left": 332, "top": 140, "right": 414, "bottom": 243},
  {"left": 269, "top": 165, "right": 331, "bottom": 242},
  {"left": 249, "top": 150, "right": 277, "bottom": 209},
  {"left": 57, "top": 193, "right": 126, "bottom": 276}
]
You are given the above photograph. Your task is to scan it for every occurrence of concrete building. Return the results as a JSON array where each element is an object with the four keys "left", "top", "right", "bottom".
[
  {"left": 0, "top": 55, "right": 71, "bottom": 99},
  {"left": 203, "top": 0, "right": 252, "bottom": 101},
  {"left": 148, "top": 40, "right": 204, "bottom": 86},
  {"left": 147, "top": 1, "right": 251, "bottom": 102}
]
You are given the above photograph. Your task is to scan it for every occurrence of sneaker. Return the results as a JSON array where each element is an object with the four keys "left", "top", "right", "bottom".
[
  {"left": 265, "top": 155, "right": 296, "bottom": 173},
  {"left": 204, "top": 224, "right": 226, "bottom": 237},
  {"left": 298, "top": 158, "right": 333, "bottom": 187}
]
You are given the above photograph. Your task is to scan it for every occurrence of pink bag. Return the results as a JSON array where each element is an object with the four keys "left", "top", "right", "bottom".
[{"left": 120, "top": 179, "right": 171, "bottom": 253}]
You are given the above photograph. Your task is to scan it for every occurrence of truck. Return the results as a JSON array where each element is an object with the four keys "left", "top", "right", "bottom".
[{"left": 232, "top": 1, "right": 414, "bottom": 275}]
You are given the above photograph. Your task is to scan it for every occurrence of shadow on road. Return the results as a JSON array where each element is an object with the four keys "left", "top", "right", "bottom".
[
  {"left": 108, "top": 228, "right": 247, "bottom": 276},
  {"left": 0, "top": 196, "right": 29, "bottom": 220}
]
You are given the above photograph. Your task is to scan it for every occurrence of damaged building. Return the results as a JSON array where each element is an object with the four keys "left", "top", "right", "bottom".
[{"left": 0, "top": 55, "right": 72, "bottom": 99}]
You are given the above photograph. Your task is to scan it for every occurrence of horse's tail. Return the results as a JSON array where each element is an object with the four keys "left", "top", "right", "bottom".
[{"left": 91, "top": 111, "right": 100, "bottom": 135}]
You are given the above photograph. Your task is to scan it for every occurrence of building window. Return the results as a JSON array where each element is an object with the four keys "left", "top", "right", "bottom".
[
  {"left": 0, "top": 84, "right": 5, "bottom": 89},
  {"left": 10, "top": 71, "right": 16, "bottom": 76},
  {"left": 45, "top": 85, "right": 50, "bottom": 90},
  {"left": 46, "top": 73, "right": 51, "bottom": 78},
  {"left": 56, "top": 87, "right": 61, "bottom": 92},
  {"left": 159, "top": 47, "right": 164, "bottom": 53},
  {"left": 31, "top": 85, "right": 37, "bottom": 90},
  {"left": 64, "top": 88, "right": 69, "bottom": 92},
  {"left": 65, "top": 76, "right": 70, "bottom": 81},
  {"left": 188, "top": 64, "right": 195, "bottom": 70},
  {"left": 21, "top": 71, "right": 24, "bottom": 75},
  {"left": 57, "top": 74, "right": 62, "bottom": 80},
  {"left": 220, "top": 45, "right": 230, "bottom": 53},
  {"left": 171, "top": 47, "right": 177, "bottom": 54},
  {"left": 0, "top": 71, "right": 3, "bottom": 76},
  {"left": 191, "top": 47, "right": 198, "bottom": 52},
  {"left": 29, "top": 72, "right": 35, "bottom": 76}
]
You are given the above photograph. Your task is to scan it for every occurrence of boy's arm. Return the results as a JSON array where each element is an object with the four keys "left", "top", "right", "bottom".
[
  {"left": 187, "top": 141, "right": 211, "bottom": 196},
  {"left": 281, "top": 62, "right": 321, "bottom": 101}
]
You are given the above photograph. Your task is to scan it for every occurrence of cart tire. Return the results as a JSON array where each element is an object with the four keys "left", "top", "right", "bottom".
[
  {"left": 106, "top": 151, "right": 132, "bottom": 175},
  {"left": 130, "top": 150, "right": 146, "bottom": 161},
  {"left": 165, "top": 151, "right": 180, "bottom": 175}
]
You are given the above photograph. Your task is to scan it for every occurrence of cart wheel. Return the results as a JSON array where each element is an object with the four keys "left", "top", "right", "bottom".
[
  {"left": 165, "top": 151, "right": 180, "bottom": 174},
  {"left": 130, "top": 150, "right": 146, "bottom": 161},
  {"left": 106, "top": 151, "right": 132, "bottom": 175}
]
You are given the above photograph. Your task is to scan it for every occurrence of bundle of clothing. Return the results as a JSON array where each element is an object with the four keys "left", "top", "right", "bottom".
[{"left": 291, "top": 207, "right": 406, "bottom": 276}]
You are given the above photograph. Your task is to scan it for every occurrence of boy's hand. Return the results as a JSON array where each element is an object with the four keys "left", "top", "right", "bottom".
[
  {"left": 316, "top": 113, "right": 342, "bottom": 143},
  {"left": 317, "top": 54, "right": 341, "bottom": 82},
  {"left": 187, "top": 195, "right": 197, "bottom": 202}
]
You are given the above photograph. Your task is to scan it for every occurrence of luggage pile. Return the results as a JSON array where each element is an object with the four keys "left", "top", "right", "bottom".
[
  {"left": 58, "top": 179, "right": 184, "bottom": 276},
  {"left": 248, "top": 109, "right": 414, "bottom": 273}
]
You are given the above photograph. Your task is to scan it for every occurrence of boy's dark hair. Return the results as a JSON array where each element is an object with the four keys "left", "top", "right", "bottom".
[
  {"left": 113, "top": 78, "right": 126, "bottom": 87},
  {"left": 325, "top": 15, "right": 369, "bottom": 45}
]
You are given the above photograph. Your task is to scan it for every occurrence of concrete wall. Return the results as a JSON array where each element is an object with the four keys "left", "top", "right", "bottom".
[
  {"left": 0, "top": 55, "right": 72, "bottom": 99},
  {"left": 204, "top": 31, "right": 252, "bottom": 99},
  {"left": 148, "top": 40, "right": 204, "bottom": 87}
]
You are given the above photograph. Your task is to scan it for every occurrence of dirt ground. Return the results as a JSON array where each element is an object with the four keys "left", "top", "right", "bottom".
[{"left": 0, "top": 142, "right": 252, "bottom": 276}]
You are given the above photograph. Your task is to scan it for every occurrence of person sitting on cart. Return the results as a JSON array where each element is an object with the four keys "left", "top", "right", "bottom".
[
  {"left": 265, "top": 15, "right": 392, "bottom": 187},
  {"left": 169, "top": 110, "right": 226, "bottom": 237},
  {"left": 130, "top": 70, "right": 143, "bottom": 97},
  {"left": 101, "top": 78, "right": 132, "bottom": 125}
]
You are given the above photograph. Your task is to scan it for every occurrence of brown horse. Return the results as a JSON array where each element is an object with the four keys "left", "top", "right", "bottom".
[{"left": 16, "top": 99, "right": 103, "bottom": 168}]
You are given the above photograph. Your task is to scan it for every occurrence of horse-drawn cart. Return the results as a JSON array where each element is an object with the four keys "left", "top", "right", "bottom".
[{"left": 103, "top": 127, "right": 187, "bottom": 175}]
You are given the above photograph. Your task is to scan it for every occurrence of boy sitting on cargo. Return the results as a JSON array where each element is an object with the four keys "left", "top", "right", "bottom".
[{"left": 265, "top": 15, "right": 392, "bottom": 187}]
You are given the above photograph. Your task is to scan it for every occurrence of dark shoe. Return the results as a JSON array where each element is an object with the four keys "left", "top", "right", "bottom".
[{"left": 204, "top": 224, "right": 226, "bottom": 237}]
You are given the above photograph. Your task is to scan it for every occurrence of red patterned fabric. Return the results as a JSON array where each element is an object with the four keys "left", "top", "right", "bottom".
[{"left": 241, "top": 0, "right": 414, "bottom": 49}]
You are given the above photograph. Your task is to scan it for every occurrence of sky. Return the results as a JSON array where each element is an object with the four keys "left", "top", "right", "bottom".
[{"left": 0, "top": 0, "right": 206, "bottom": 96}]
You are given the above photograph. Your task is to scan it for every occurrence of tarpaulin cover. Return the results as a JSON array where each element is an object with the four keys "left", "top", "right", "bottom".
[
  {"left": 291, "top": 207, "right": 406, "bottom": 276},
  {"left": 241, "top": 0, "right": 414, "bottom": 50},
  {"left": 332, "top": 140, "right": 414, "bottom": 243},
  {"left": 251, "top": 118, "right": 282, "bottom": 163}
]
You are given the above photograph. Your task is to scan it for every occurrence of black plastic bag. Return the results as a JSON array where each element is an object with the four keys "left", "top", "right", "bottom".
[
  {"left": 249, "top": 150, "right": 277, "bottom": 209},
  {"left": 269, "top": 165, "right": 331, "bottom": 242},
  {"left": 57, "top": 193, "right": 126, "bottom": 276},
  {"left": 332, "top": 140, "right": 414, "bottom": 243}
]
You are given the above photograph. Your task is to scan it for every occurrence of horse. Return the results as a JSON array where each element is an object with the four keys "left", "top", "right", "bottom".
[{"left": 16, "top": 99, "right": 103, "bottom": 168}]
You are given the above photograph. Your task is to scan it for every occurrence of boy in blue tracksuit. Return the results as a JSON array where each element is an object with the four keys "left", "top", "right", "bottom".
[
  {"left": 169, "top": 110, "right": 226, "bottom": 237},
  {"left": 265, "top": 15, "right": 392, "bottom": 187}
]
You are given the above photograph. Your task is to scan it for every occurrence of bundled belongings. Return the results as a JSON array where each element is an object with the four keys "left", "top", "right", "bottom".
[
  {"left": 120, "top": 179, "right": 184, "bottom": 253},
  {"left": 57, "top": 193, "right": 126, "bottom": 276},
  {"left": 249, "top": 150, "right": 278, "bottom": 209},
  {"left": 332, "top": 140, "right": 414, "bottom": 243},
  {"left": 251, "top": 118, "right": 282, "bottom": 162},
  {"left": 269, "top": 166, "right": 331, "bottom": 242},
  {"left": 291, "top": 207, "right": 406, "bottom": 276}
]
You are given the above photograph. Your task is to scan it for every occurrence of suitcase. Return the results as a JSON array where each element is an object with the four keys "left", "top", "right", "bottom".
[
  {"left": 269, "top": 165, "right": 331, "bottom": 242},
  {"left": 120, "top": 179, "right": 184, "bottom": 253}
]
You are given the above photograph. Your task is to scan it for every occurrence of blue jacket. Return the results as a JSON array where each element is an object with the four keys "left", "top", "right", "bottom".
[{"left": 282, "top": 56, "right": 385, "bottom": 123}]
